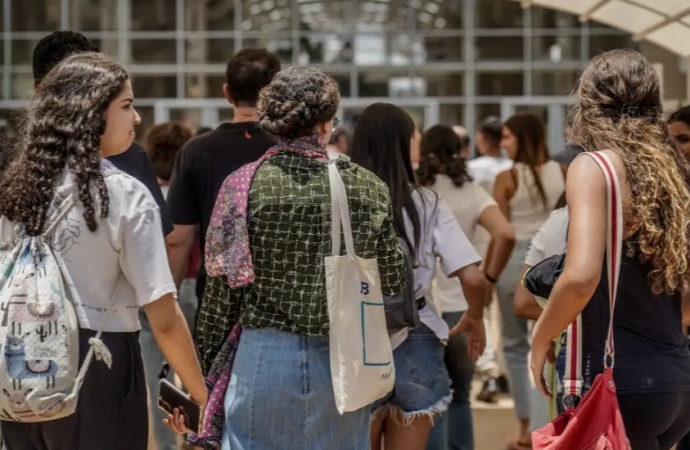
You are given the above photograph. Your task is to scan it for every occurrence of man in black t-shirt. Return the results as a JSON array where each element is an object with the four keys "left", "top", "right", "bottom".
[
  {"left": 166, "top": 48, "right": 280, "bottom": 298},
  {"left": 31, "top": 31, "right": 173, "bottom": 236}
]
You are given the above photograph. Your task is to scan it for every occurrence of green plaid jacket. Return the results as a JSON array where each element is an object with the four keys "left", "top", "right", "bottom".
[{"left": 196, "top": 153, "right": 406, "bottom": 373}]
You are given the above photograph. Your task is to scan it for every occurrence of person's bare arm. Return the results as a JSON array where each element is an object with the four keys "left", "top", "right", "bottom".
[
  {"left": 166, "top": 224, "right": 196, "bottom": 288},
  {"left": 514, "top": 265, "right": 543, "bottom": 320},
  {"left": 448, "top": 264, "right": 489, "bottom": 361},
  {"left": 144, "top": 294, "right": 207, "bottom": 406},
  {"left": 478, "top": 204, "right": 515, "bottom": 280},
  {"left": 485, "top": 171, "right": 515, "bottom": 272},
  {"left": 531, "top": 156, "right": 607, "bottom": 395}
]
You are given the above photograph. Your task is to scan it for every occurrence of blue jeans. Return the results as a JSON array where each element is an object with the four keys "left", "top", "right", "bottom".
[
  {"left": 222, "top": 327, "right": 371, "bottom": 450},
  {"left": 374, "top": 324, "right": 451, "bottom": 418},
  {"left": 427, "top": 312, "right": 475, "bottom": 450},
  {"left": 140, "top": 279, "right": 197, "bottom": 450}
]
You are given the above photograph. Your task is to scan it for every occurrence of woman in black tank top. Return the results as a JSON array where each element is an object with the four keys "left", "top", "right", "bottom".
[{"left": 530, "top": 49, "right": 690, "bottom": 450}]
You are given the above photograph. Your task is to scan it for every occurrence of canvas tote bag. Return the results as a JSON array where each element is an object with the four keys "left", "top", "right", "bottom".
[{"left": 325, "top": 159, "right": 395, "bottom": 414}]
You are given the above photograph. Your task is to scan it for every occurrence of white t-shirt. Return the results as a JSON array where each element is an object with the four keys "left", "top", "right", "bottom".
[
  {"left": 391, "top": 188, "right": 481, "bottom": 346},
  {"left": 0, "top": 161, "right": 176, "bottom": 333},
  {"left": 428, "top": 176, "right": 496, "bottom": 313},
  {"left": 524, "top": 207, "right": 569, "bottom": 266},
  {"left": 468, "top": 156, "right": 514, "bottom": 194}
]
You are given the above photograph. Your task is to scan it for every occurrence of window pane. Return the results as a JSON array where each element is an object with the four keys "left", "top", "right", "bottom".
[
  {"left": 298, "top": 0, "right": 349, "bottom": 32},
  {"left": 329, "top": 74, "right": 351, "bottom": 98},
  {"left": 417, "top": 1, "right": 462, "bottom": 31},
  {"left": 186, "top": 0, "right": 236, "bottom": 31},
  {"left": 357, "top": 2, "right": 403, "bottom": 32},
  {"left": 359, "top": 70, "right": 409, "bottom": 97},
  {"left": 419, "top": 36, "right": 463, "bottom": 62},
  {"left": 11, "top": 40, "right": 39, "bottom": 66},
  {"left": 478, "top": 72, "right": 524, "bottom": 96},
  {"left": 70, "top": 0, "right": 117, "bottom": 31},
  {"left": 440, "top": 105, "right": 466, "bottom": 129},
  {"left": 91, "top": 39, "right": 119, "bottom": 58},
  {"left": 588, "top": 34, "right": 637, "bottom": 57},
  {"left": 531, "top": 6, "right": 579, "bottom": 29},
  {"left": 240, "top": 0, "right": 292, "bottom": 33},
  {"left": 532, "top": 70, "right": 580, "bottom": 96},
  {"left": 186, "top": 74, "right": 225, "bottom": 99},
  {"left": 186, "top": 39, "right": 235, "bottom": 64},
  {"left": 476, "top": 104, "right": 502, "bottom": 123},
  {"left": 131, "top": 75, "right": 177, "bottom": 99},
  {"left": 354, "top": 34, "right": 413, "bottom": 66},
  {"left": 131, "top": 0, "right": 176, "bottom": 31},
  {"left": 12, "top": 74, "right": 34, "bottom": 99},
  {"left": 476, "top": 0, "right": 523, "bottom": 28},
  {"left": 424, "top": 72, "right": 463, "bottom": 96},
  {"left": 131, "top": 40, "right": 177, "bottom": 64},
  {"left": 12, "top": 0, "right": 60, "bottom": 31},
  {"left": 298, "top": 34, "right": 353, "bottom": 65},
  {"left": 240, "top": 38, "right": 293, "bottom": 64},
  {"left": 532, "top": 35, "right": 581, "bottom": 62},
  {"left": 170, "top": 108, "right": 202, "bottom": 128},
  {"left": 476, "top": 36, "right": 524, "bottom": 61}
]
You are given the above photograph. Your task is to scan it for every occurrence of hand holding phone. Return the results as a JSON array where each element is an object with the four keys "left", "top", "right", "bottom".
[{"left": 158, "top": 378, "right": 204, "bottom": 434}]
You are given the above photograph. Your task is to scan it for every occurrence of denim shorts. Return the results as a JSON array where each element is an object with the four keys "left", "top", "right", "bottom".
[{"left": 374, "top": 324, "right": 452, "bottom": 420}]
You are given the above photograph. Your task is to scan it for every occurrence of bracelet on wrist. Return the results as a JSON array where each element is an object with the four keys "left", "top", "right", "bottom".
[{"left": 484, "top": 273, "right": 498, "bottom": 284}]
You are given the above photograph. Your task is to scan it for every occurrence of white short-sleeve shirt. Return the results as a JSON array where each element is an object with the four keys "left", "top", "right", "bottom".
[
  {"left": 428, "top": 176, "right": 496, "bottom": 313},
  {"left": 392, "top": 188, "right": 481, "bottom": 345},
  {"left": 0, "top": 161, "right": 176, "bottom": 333},
  {"left": 524, "top": 207, "right": 569, "bottom": 266}
]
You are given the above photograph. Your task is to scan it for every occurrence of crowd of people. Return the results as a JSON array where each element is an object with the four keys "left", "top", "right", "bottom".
[{"left": 0, "top": 30, "right": 689, "bottom": 450}]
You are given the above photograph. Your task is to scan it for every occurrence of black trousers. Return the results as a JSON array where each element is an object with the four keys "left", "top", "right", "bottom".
[
  {"left": 618, "top": 391, "right": 690, "bottom": 450},
  {"left": 1, "top": 329, "right": 148, "bottom": 450}
]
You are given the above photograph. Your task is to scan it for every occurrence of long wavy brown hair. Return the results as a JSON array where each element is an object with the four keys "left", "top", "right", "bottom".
[
  {"left": 0, "top": 52, "right": 129, "bottom": 235},
  {"left": 570, "top": 48, "right": 690, "bottom": 294},
  {"left": 504, "top": 113, "right": 551, "bottom": 209}
]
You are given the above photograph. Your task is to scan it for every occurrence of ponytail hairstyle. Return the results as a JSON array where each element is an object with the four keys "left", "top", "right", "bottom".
[
  {"left": 570, "top": 48, "right": 690, "bottom": 294},
  {"left": 417, "top": 124, "right": 472, "bottom": 188}
]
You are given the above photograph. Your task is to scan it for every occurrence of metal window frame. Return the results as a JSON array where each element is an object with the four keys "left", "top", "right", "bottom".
[{"left": 0, "top": 0, "right": 642, "bottom": 138}]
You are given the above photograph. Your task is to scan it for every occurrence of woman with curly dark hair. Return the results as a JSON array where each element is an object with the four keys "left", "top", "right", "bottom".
[
  {"left": 531, "top": 49, "right": 690, "bottom": 450},
  {"left": 197, "top": 67, "right": 406, "bottom": 449},
  {"left": 0, "top": 52, "right": 205, "bottom": 450},
  {"left": 418, "top": 125, "right": 515, "bottom": 450}
]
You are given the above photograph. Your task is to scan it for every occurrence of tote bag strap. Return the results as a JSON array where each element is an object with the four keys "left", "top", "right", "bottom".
[
  {"left": 328, "top": 160, "right": 355, "bottom": 257},
  {"left": 561, "top": 151, "right": 623, "bottom": 405}
]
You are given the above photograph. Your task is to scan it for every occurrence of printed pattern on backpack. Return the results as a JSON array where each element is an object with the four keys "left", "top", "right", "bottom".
[{"left": 0, "top": 196, "right": 83, "bottom": 422}]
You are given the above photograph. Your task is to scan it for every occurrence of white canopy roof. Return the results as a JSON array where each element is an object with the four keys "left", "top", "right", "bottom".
[{"left": 507, "top": 0, "right": 690, "bottom": 57}]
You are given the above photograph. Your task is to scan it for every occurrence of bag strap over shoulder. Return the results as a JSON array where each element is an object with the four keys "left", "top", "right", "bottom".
[
  {"left": 328, "top": 160, "right": 355, "bottom": 257},
  {"left": 561, "top": 151, "right": 623, "bottom": 405}
]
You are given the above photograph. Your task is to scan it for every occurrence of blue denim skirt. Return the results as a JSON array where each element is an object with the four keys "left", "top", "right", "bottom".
[
  {"left": 222, "top": 327, "right": 371, "bottom": 450},
  {"left": 374, "top": 324, "right": 452, "bottom": 421}
]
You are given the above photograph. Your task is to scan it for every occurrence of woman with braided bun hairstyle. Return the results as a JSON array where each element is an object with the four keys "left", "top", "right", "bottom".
[
  {"left": 0, "top": 52, "right": 205, "bottom": 449},
  {"left": 531, "top": 49, "right": 690, "bottom": 449},
  {"left": 199, "top": 67, "right": 406, "bottom": 449}
]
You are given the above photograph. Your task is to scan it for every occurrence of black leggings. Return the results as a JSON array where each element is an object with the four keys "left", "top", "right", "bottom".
[{"left": 618, "top": 391, "right": 690, "bottom": 450}]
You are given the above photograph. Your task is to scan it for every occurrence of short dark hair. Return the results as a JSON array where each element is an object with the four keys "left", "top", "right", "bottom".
[
  {"left": 33, "top": 31, "right": 99, "bottom": 86},
  {"left": 478, "top": 116, "right": 503, "bottom": 147},
  {"left": 144, "top": 122, "right": 194, "bottom": 182},
  {"left": 225, "top": 48, "right": 281, "bottom": 107}
]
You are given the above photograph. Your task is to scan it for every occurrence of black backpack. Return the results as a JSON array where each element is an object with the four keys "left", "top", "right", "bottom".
[{"left": 383, "top": 237, "right": 421, "bottom": 331}]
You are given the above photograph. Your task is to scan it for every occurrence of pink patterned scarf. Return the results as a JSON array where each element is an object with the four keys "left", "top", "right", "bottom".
[{"left": 188, "top": 135, "right": 328, "bottom": 449}]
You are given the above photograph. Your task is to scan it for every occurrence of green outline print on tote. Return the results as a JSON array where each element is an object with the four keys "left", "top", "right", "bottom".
[{"left": 360, "top": 282, "right": 392, "bottom": 367}]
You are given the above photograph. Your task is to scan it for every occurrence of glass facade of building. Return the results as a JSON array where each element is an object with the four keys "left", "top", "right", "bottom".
[{"left": 1, "top": 0, "right": 640, "bottom": 151}]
